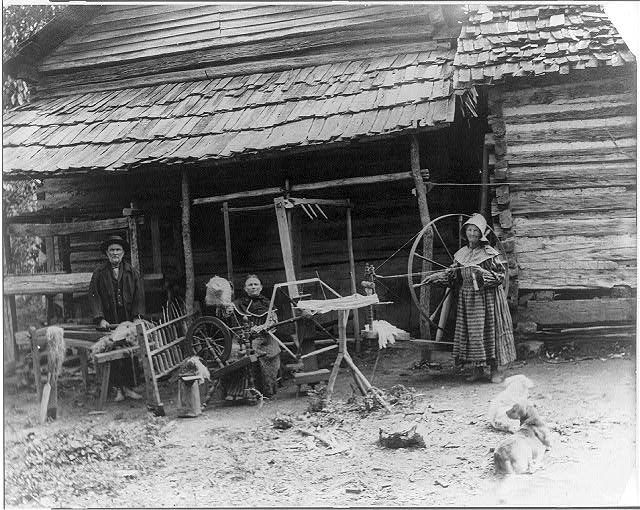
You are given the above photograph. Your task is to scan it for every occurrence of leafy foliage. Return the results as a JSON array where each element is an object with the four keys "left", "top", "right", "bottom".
[
  {"left": 3, "top": 180, "right": 44, "bottom": 275},
  {"left": 3, "top": 4, "right": 62, "bottom": 110},
  {"left": 3, "top": 4, "right": 62, "bottom": 60}
]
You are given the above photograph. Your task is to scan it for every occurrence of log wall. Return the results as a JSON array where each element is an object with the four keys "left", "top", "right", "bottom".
[{"left": 488, "top": 72, "right": 637, "bottom": 327}]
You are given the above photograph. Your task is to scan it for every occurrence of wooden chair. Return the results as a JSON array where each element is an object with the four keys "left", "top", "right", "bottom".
[{"left": 136, "top": 312, "right": 194, "bottom": 416}]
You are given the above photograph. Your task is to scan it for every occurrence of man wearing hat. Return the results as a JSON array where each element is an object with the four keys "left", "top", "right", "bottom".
[{"left": 89, "top": 234, "right": 145, "bottom": 401}]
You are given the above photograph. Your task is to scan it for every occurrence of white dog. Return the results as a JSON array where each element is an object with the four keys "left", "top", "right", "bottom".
[{"left": 487, "top": 374, "right": 535, "bottom": 433}]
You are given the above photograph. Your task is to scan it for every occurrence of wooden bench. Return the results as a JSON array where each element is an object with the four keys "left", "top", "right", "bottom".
[
  {"left": 29, "top": 324, "right": 105, "bottom": 395},
  {"left": 93, "top": 344, "right": 141, "bottom": 410}
]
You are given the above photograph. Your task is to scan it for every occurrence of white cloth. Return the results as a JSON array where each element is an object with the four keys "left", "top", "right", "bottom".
[
  {"left": 295, "top": 293, "right": 379, "bottom": 313},
  {"left": 371, "top": 320, "right": 409, "bottom": 349}
]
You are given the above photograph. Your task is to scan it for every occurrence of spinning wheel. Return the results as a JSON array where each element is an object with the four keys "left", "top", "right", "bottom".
[
  {"left": 186, "top": 316, "right": 233, "bottom": 367},
  {"left": 407, "top": 214, "right": 509, "bottom": 341}
]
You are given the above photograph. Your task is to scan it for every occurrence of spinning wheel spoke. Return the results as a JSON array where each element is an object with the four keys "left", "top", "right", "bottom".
[
  {"left": 412, "top": 252, "right": 449, "bottom": 269},
  {"left": 432, "top": 223, "right": 454, "bottom": 263},
  {"left": 407, "top": 214, "right": 509, "bottom": 344},
  {"left": 187, "top": 316, "right": 233, "bottom": 366}
]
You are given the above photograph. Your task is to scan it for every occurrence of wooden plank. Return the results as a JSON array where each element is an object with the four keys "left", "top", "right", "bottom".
[
  {"left": 518, "top": 267, "right": 636, "bottom": 290},
  {"left": 42, "top": 9, "right": 430, "bottom": 70},
  {"left": 520, "top": 298, "right": 636, "bottom": 327},
  {"left": 512, "top": 213, "right": 635, "bottom": 238},
  {"left": 511, "top": 187, "right": 635, "bottom": 215},
  {"left": 502, "top": 77, "right": 636, "bottom": 108},
  {"left": 126, "top": 213, "right": 140, "bottom": 274},
  {"left": 43, "top": 7, "right": 430, "bottom": 70},
  {"left": 508, "top": 161, "right": 636, "bottom": 190},
  {"left": 150, "top": 215, "right": 162, "bottom": 274},
  {"left": 7, "top": 218, "right": 131, "bottom": 237},
  {"left": 274, "top": 197, "right": 299, "bottom": 299},
  {"left": 507, "top": 136, "right": 636, "bottom": 162},
  {"left": 346, "top": 206, "right": 360, "bottom": 352},
  {"left": 506, "top": 116, "right": 636, "bottom": 146},
  {"left": 502, "top": 100, "right": 636, "bottom": 125},
  {"left": 516, "top": 234, "right": 636, "bottom": 263},
  {"left": 4, "top": 273, "right": 93, "bottom": 295}
]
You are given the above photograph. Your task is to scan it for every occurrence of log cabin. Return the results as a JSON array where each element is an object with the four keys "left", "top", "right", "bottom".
[
  {"left": 454, "top": 5, "right": 636, "bottom": 339},
  {"left": 2, "top": 4, "right": 636, "bottom": 364}
]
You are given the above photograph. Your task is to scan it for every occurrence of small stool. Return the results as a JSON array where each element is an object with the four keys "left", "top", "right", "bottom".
[{"left": 177, "top": 375, "right": 202, "bottom": 418}]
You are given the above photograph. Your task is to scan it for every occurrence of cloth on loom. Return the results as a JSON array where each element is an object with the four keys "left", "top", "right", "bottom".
[{"left": 295, "top": 293, "right": 380, "bottom": 313}]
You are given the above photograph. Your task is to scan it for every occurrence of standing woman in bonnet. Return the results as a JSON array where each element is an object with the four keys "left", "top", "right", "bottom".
[{"left": 427, "top": 213, "right": 516, "bottom": 382}]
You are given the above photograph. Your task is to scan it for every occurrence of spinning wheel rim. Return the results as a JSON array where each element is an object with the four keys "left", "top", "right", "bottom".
[
  {"left": 407, "top": 213, "right": 510, "bottom": 327},
  {"left": 187, "top": 316, "right": 233, "bottom": 366}
]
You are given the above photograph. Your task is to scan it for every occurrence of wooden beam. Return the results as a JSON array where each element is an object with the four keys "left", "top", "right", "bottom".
[
  {"left": 181, "top": 170, "right": 195, "bottom": 315},
  {"left": 4, "top": 272, "right": 93, "bottom": 295},
  {"left": 520, "top": 298, "right": 636, "bottom": 327},
  {"left": 273, "top": 197, "right": 299, "bottom": 299},
  {"left": 125, "top": 212, "right": 141, "bottom": 274},
  {"left": 346, "top": 207, "right": 361, "bottom": 352},
  {"left": 410, "top": 135, "right": 432, "bottom": 341},
  {"left": 222, "top": 202, "right": 233, "bottom": 283},
  {"left": 7, "top": 217, "right": 130, "bottom": 237},
  {"left": 192, "top": 170, "right": 428, "bottom": 206}
]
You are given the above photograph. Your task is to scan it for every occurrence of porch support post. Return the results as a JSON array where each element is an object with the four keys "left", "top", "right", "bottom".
[
  {"left": 410, "top": 135, "right": 432, "bottom": 341},
  {"left": 181, "top": 170, "right": 195, "bottom": 316},
  {"left": 346, "top": 206, "right": 361, "bottom": 352},
  {"left": 222, "top": 202, "right": 233, "bottom": 284}
]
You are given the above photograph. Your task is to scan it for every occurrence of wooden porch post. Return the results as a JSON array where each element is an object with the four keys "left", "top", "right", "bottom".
[
  {"left": 346, "top": 206, "right": 361, "bottom": 352},
  {"left": 410, "top": 135, "right": 432, "bottom": 341},
  {"left": 181, "top": 170, "right": 195, "bottom": 316},
  {"left": 222, "top": 202, "right": 233, "bottom": 284}
]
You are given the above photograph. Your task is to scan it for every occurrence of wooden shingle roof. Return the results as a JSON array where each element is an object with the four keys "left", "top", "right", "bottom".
[
  {"left": 454, "top": 4, "right": 635, "bottom": 87},
  {"left": 3, "top": 45, "right": 457, "bottom": 175},
  {"left": 3, "top": 4, "right": 466, "bottom": 177}
]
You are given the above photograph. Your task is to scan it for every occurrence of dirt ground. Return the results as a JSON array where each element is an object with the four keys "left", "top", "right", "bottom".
[{"left": 4, "top": 339, "right": 637, "bottom": 508}]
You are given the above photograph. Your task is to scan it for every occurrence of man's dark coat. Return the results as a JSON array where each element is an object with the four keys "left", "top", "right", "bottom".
[{"left": 89, "top": 260, "right": 144, "bottom": 324}]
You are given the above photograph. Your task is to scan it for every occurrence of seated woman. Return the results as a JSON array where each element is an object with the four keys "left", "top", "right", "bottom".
[{"left": 232, "top": 274, "right": 281, "bottom": 398}]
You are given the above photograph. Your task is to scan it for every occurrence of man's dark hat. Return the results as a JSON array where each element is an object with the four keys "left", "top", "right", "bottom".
[{"left": 101, "top": 234, "right": 129, "bottom": 253}]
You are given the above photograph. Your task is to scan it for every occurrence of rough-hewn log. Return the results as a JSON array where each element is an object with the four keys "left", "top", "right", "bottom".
[
  {"left": 192, "top": 170, "right": 429, "bottom": 206},
  {"left": 516, "top": 234, "right": 636, "bottom": 263},
  {"left": 507, "top": 138, "right": 636, "bottom": 166},
  {"left": 502, "top": 77, "right": 635, "bottom": 108},
  {"left": 513, "top": 214, "right": 635, "bottom": 239},
  {"left": 181, "top": 170, "right": 195, "bottom": 315},
  {"left": 503, "top": 100, "right": 636, "bottom": 125},
  {"left": 6, "top": 217, "right": 131, "bottom": 237},
  {"left": 410, "top": 135, "right": 431, "bottom": 341},
  {"left": 4, "top": 273, "right": 93, "bottom": 295},
  {"left": 518, "top": 268, "right": 636, "bottom": 290},
  {"left": 508, "top": 161, "right": 636, "bottom": 191},
  {"left": 506, "top": 117, "right": 636, "bottom": 146},
  {"left": 520, "top": 298, "right": 636, "bottom": 327},
  {"left": 510, "top": 187, "right": 635, "bottom": 215}
]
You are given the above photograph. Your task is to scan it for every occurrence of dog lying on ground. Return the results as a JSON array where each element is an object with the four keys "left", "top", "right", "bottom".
[
  {"left": 488, "top": 374, "right": 535, "bottom": 433},
  {"left": 493, "top": 403, "right": 552, "bottom": 474}
]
